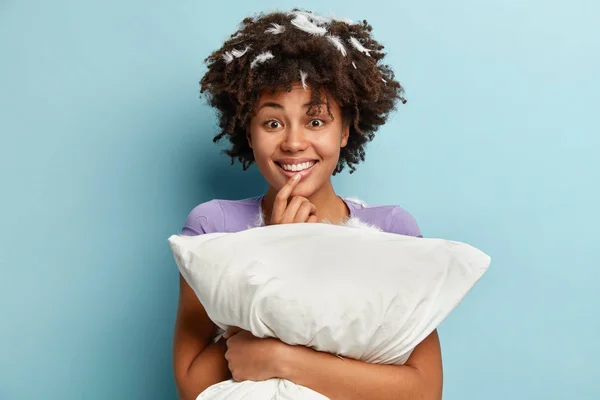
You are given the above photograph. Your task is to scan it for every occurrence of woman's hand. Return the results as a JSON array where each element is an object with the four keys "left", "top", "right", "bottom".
[
  {"left": 270, "top": 174, "right": 318, "bottom": 224},
  {"left": 223, "top": 328, "right": 288, "bottom": 382}
]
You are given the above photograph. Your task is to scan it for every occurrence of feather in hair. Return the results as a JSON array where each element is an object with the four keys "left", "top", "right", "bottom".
[
  {"left": 250, "top": 51, "right": 274, "bottom": 69},
  {"left": 289, "top": 10, "right": 331, "bottom": 26},
  {"left": 291, "top": 13, "right": 327, "bottom": 36},
  {"left": 326, "top": 35, "right": 347, "bottom": 56},
  {"left": 299, "top": 70, "right": 309, "bottom": 90},
  {"left": 223, "top": 51, "right": 234, "bottom": 64},
  {"left": 231, "top": 46, "right": 251, "bottom": 58},
  {"left": 265, "top": 23, "right": 285, "bottom": 35},
  {"left": 349, "top": 37, "right": 372, "bottom": 57}
]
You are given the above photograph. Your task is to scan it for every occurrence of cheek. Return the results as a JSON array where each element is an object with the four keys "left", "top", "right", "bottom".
[
  {"left": 249, "top": 135, "right": 274, "bottom": 160},
  {"left": 316, "top": 135, "right": 343, "bottom": 160}
]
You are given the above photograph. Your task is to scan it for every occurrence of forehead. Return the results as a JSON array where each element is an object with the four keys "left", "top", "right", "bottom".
[{"left": 257, "top": 82, "right": 340, "bottom": 111}]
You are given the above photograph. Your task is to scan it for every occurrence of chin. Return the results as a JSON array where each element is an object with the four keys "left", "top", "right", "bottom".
[
  {"left": 267, "top": 178, "right": 315, "bottom": 198},
  {"left": 290, "top": 186, "right": 316, "bottom": 198}
]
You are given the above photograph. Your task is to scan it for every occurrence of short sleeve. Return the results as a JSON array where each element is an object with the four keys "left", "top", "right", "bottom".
[
  {"left": 385, "top": 206, "right": 422, "bottom": 238},
  {"left": 180, "top": 200, "right": 225, "bottom": 236}
]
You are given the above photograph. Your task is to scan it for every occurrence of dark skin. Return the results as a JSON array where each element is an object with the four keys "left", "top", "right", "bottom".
[
  {"left": 174, "top": 179, "right": 442, "bottom": 400},
  {"left": 201, "top": 11, "right": 406, "bottom": 175},
  {"left": 173, "top": 86, "right": 443, "bottom": 400}
]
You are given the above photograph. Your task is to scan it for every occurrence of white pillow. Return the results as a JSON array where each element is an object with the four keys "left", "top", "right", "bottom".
[{"left": 168, "top": 222, "right": 490, "bottom": 400}]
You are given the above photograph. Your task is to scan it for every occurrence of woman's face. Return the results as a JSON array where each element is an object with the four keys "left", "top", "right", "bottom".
[{"left": 247, "top": 82, "right": 349, "bottom": 198}]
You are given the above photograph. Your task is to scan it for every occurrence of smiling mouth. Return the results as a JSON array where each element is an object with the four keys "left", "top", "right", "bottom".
[{"left": 275, "top": 161, "right": 317, "bottom": 173}]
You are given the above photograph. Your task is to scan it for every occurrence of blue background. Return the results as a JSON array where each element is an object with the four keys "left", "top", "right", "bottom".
[{"left": 1, "top": 0, "right": 598, "bottom": 399}]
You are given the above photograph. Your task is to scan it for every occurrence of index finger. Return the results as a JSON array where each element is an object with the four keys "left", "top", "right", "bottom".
[{"left": 272, "top": 173, "right": 301, "bottom": 221}]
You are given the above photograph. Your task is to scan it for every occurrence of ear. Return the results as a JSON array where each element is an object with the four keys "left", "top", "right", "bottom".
[
  {"left": 246, "top": 126, "right": 253, "bottom": 148},
  {"left": 340, "top": 122, "right": 350, "bottom": 148}
]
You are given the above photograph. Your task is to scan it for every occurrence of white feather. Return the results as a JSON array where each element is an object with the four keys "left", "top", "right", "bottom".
[
  {"left": 213, "top": 327, "right": 225, "bottom": 343},
  {"left": 250, "top": 51, "right": 274, "bottom": 69},
  {"left": 381, "top": 78, "right": 387, "bottom": 83},
  {"left": 352, "top": 61, "right": 357, "bottom": 69},
  {"left": 349, "top": 37, "right": 372, "bottom": 57},
  {"left": 342, "top": 217, "right": 382, "bottom": 232},
  {"left": 291, "top": 13, "right": 327, "bottom": 36},
  {"left": 307, "top": 13, "right": 332, "bottom": 26},
  {"left": 299, "top": 70, "right": 308, "bottom": 90},
  {"left": 265, "top": 23, "right": 285, "bottom": 35},
  {"left": 289, "top": 10, "right": 331, "bottom": 26},
  {"left": 326, "top": 35, "right": 347, "bottom": 57},
  {"left": 231, "top": 46, "right": 250, "bottom": 58},
  {"left": 223, "top": 51, "right": 234, "bottom": 64}
]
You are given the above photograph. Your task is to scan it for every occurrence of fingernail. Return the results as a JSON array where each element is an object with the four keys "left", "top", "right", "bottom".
[{"left": 293, "top": 173, "right": 301, "bottom": 180}]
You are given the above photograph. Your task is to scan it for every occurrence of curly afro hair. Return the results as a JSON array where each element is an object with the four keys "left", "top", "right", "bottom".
[{"left": 200, "top": 9, "right": 406, "bottom": 174}]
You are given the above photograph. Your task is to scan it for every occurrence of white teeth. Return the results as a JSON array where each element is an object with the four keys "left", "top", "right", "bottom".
[{"left": 280, "top": 161, "right": 316, "bottom": 172}]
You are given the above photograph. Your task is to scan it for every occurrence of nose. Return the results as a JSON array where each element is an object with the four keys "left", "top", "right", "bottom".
[{"left": 280, "top": 124, "right": 309, "bottom": 153}]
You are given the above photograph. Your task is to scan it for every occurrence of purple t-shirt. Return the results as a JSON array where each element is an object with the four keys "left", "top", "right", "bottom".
[{"left": 181, "top": 196, "right": 421, "bottom": 237}]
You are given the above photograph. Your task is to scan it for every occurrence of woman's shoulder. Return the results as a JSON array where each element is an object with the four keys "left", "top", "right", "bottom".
[
  {"left": 345, "top": 198, "right": 422, "bottom": 237},
  {"left": 180, "top": 197, "right": 262, "bottom": 235}
]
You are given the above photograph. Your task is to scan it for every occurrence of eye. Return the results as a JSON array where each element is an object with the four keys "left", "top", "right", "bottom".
[
  {"left": 264, "top": 120, "right": 282, "bottom": 130},
  {"left": 309, "top": 119, "right": 325, "bottom": 128}
]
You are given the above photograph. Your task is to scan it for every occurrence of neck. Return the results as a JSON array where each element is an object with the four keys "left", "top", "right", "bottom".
[{"left": 262, "top": 180, "right": 349, "bottom": 225}]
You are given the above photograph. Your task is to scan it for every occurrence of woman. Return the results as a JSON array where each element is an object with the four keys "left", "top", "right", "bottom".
[{"left": 173, "top": 9, "right": 443, "bottom": 400}]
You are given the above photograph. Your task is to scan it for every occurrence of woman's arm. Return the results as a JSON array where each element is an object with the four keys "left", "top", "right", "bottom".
[
  {"left": 225, "top": 329, "right": 443, "bottom": 400},
  {"left": 173, "top": 274, "right": 230, "bottom": 400},
  {"left": 283, "top": 330, "right": 442, "bottom": 400}
]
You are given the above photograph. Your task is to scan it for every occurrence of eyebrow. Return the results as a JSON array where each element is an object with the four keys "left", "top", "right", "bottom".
[{"left": 257, "top": 102, "right": 284, "bottom": 111}]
